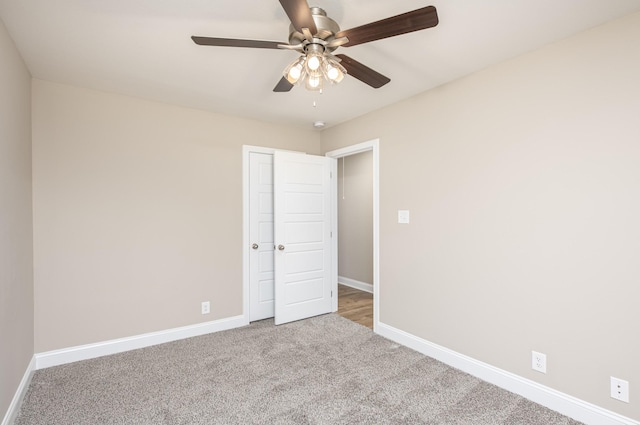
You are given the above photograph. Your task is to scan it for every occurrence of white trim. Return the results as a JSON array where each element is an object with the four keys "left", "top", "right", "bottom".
[
  {"left": 325, "top": 140, "right": 377, "bottom": 157},
  {"left": 35, "top": 315, "right": 246, "bottom": 369},
  {"left": 326, "top": 139, "right": 380, "bottom": 332},
  {"left": 330, "top": 157, "right": 338, "bottom": 312},
  {"left": 1, "top": 356, "right": 35, "bottom": 425},
  {"left": 377, "top": 322, "right": 639, "bottom": 425},
  {"left": 338, "top": 276, "right": 373, "bottom": 294}
]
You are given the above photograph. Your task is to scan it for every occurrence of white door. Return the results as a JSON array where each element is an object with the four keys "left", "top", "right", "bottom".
[
  {"left": 248, "top": 152, "right": 275, "bottom": 321},
  {"left": 273, "top": 151, "right": 333, "bottom": 325}
]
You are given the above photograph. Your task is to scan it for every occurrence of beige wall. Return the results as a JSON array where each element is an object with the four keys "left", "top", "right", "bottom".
[
  {"left": 0, "top": 18, "right": 34, "bottom": 420},
  {"left": 322, "top": 12, "right": 640, "bottom": 421},
  {"left": 337, "top": 151, "right": 373, "bottom": 284},
  {"left": 32, "top": 80, "right": 321, "bottom": 352}
]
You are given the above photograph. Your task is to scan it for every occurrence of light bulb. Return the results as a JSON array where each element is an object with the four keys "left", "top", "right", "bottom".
[
  {"left": 327, "top": 66, "right": 339, "bottom": 81},
  {"left": 283, "top": 57, "right": 306, "bottom": 84},
  {"left": 305, "top": 69, "right": 324, "bottom": 91},
  {"left": 307, "top": 55, "right": 320, "bottom": 71},
  {"left": 308, "top": 75, "right": 320, "bottom": 88},
  {"left": 288, "top": 64, "right": 302, "bottom": 81},
  {"left": 323, "top": 59, "right": 346, "bottom": 84}
]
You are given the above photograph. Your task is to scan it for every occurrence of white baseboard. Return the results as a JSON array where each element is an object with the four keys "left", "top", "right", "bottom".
[
  {"left": 338, "top": 276, "right": 373, "bottom": 294},
  {"left": 376, "top": 322, "right": 638, "bottom": 425},
  {"left": 1, "top": 355, "right": 35, "bottom": 425},
  {"left": 36, "top": 315, "right": 247, "bottom": 369}
]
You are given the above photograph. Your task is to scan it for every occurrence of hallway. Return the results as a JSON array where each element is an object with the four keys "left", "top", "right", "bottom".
[{"left": 336, "top": 284, "right": 373, "bottom": 329}]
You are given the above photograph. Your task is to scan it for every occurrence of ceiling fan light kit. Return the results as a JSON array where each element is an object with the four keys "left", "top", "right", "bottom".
[
  {"left": 282, "top": 44, "right": 346, "bottom": 91},
  {"left": 279, "top": 7, "right": 348, "bottom": 91},
  {"left": 191, "top": 1, "right": 439, "bottom": 92}
]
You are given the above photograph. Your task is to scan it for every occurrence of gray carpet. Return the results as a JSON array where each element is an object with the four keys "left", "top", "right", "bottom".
[{"left": 15, "top": 314, "right": 583, "bottom": 424}]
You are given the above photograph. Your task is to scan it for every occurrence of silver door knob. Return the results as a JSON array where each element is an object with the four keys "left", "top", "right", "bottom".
[
  {"left": 252, "top": 243, "right": 259, "bottom": 250},
  {"left": 278, "top": 244, "right": 285, "bottom": 251}
]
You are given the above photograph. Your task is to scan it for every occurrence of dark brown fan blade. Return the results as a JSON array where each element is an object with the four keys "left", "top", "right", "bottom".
[
  {"left": 191, "top": 36, "right": 284, "bottom": 49},
  {"left": 273, "top": 77, "right": 294, "bottom": 92},
  {"left": 336, "top": 54, "right": 390, "bottom": 89},
  {"left": 279, "top": 0, "right": 317, "bottom": 34},
  {"left": 336, "top": 6, "right": 438, "bottom": 47}
]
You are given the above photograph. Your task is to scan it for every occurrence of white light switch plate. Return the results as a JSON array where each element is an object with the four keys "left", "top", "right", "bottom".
[{"left": 398, "top": 210, "right": 410, "bottom": 224}]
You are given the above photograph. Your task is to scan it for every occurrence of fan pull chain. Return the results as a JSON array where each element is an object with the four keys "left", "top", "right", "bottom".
[{"left": 313, "top": 89, "right": 323, "bottom": 108}]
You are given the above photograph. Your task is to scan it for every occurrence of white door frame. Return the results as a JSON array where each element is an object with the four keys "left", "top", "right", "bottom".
[{"left": 325, "top": 139, "right": 380, "bottom": 332}]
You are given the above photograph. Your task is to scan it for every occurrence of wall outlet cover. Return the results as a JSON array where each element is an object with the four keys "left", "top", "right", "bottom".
[
  {"left": 531, "top": 351, "right": 547, "bottom": 374},
  {"left": 610, "top": 377, "right": 630, "bottom": 403},
  {"left": 201, "top": 301, "right": 210, "bottom": 315},
  {"left": 398, "top": 210, "right": 410, "bottom": 224}
]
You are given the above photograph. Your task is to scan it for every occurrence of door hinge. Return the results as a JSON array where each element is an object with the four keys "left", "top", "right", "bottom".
[
  {"left": 331, "top": 290, "right": 333, "bottom": 298},
  {"left": 330, "top": 171, "right": 333, "bottom": 179}
]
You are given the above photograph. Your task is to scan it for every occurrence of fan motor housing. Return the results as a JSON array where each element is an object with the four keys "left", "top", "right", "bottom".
[{"left": 288, "top": 7, "right": 341, "bottom": 52}]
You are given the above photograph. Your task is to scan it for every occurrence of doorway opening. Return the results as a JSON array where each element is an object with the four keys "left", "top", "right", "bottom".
[
  {"left": 333, "top": 152, "right": 374, "bottom": 328},
  {"left": 326, "top": 139, "right": 380, "bottom": 332}
]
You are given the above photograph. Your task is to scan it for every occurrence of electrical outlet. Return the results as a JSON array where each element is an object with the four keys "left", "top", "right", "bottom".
[
  {"left": 201, "top": 301, "right": 210, "bottom": 315},
  {"left": 610, "top": 377, "right": 629, "bottom": 403},
  {"left": 398, "top": 210, "right": 410, "bottom": 224},
  {"left": 531, "top": 351, "right": 547, "bottom": 373}
]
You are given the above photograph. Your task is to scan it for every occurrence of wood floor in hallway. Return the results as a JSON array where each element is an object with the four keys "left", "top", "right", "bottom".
[{"left": 337, "top": 284, "right": 373, "bottom": 329}]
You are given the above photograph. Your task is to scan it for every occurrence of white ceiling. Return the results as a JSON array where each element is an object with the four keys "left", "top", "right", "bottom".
[{"left": 2, "top": 0, "right": 640, "bottom": 129}]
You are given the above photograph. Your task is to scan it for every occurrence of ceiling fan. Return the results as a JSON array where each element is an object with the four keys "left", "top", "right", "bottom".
[{"left": 192, "top": 0, "right": 439, "bottom": 92}]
